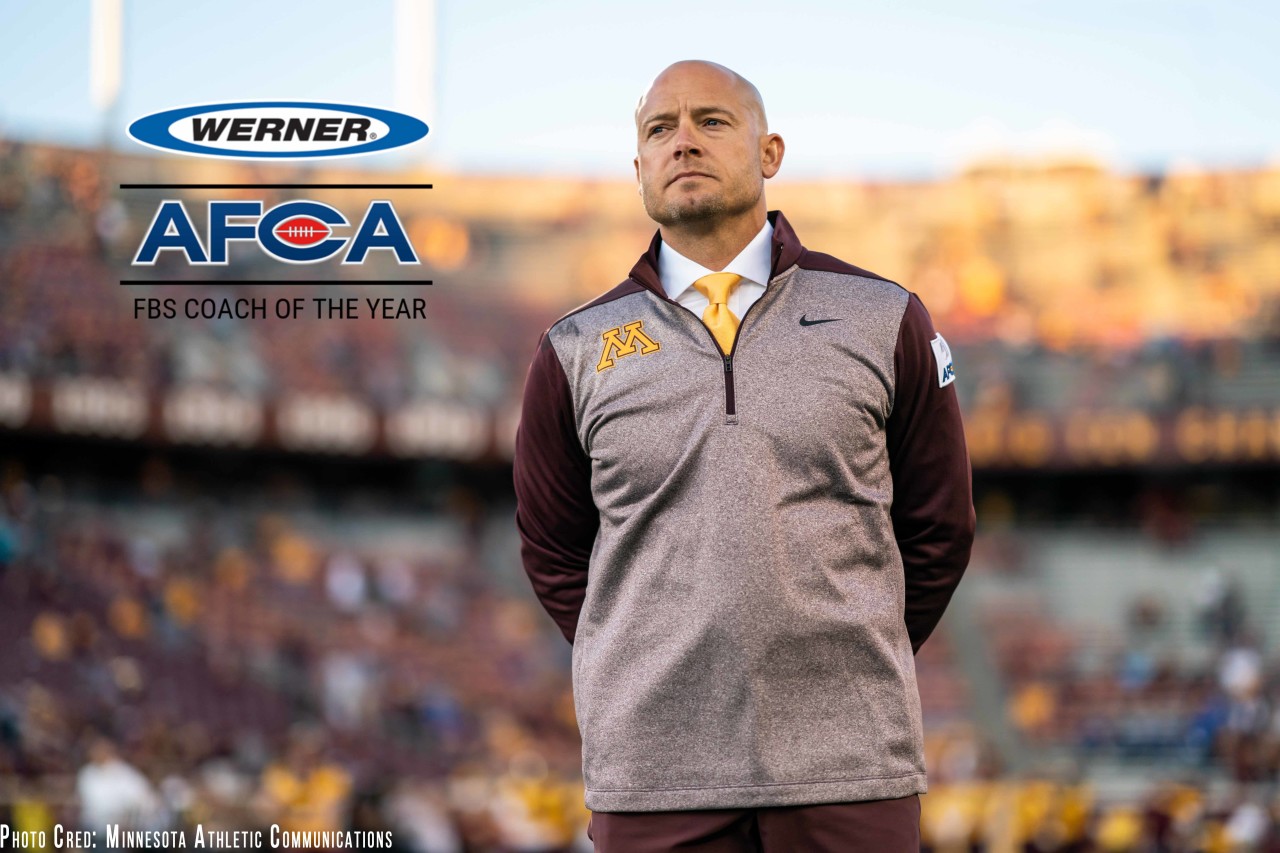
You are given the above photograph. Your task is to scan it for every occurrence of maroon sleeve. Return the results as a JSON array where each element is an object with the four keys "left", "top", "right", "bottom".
[
  {"left": 512, "top": 331, "right": 599, "bottom": 644},
  {"left": 886, "top": 293, "right": 976, "bottom": 654}
]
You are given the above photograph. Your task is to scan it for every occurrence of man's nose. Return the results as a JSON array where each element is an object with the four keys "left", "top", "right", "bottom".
[{"left": 672, "top": 120, "right": 701, "bottom": 157}]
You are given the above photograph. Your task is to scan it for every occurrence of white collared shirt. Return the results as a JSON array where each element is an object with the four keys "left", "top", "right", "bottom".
[{"left": 658, "top": 219, "right": 774, "bottom": 321}]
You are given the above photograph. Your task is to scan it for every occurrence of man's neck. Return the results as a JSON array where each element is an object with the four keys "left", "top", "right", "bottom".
[{"left": 659, "top": 208, "right": 767, "bottom": 272}]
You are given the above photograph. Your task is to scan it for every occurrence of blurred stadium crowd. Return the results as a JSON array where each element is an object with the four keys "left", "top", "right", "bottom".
[
  {"left": 3, "top": 139, "right": 1280, "bottom": 417},
  {"left": 2, "top": 136, "right": 1280, "bottom": 851},
  {"left": 0, "top": 459, "right": 587, "bottom": 852}
]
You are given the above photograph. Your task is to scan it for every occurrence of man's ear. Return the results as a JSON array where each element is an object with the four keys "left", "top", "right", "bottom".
[
  {"left": 634, "top": 156, "right": 643, "bottom": 194},
  {"left": 761, "top": 133, "right": 785, "bottom": 180}
]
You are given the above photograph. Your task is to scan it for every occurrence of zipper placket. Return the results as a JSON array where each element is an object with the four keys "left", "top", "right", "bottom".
[
  {"left": 630, "top": 271, "right": 781, "bottom": 425},
  {"left": 673, "top": 285, "right": 774, "bottom": 425},
  {"left": 718, "top": 292, "right": 771, "bottom": 424}
]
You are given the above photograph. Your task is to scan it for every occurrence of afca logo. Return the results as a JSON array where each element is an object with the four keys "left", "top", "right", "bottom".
[
  {"left": 128, "top": 102, "right": 429, "bottom": 160},
  {"left": 133, "top": 200, "right": 418, "bottom": 265}
]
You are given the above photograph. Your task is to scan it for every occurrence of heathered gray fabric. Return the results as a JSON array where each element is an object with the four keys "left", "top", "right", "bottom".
[{"left": 547, "top": 263, "right": 920, "bottom": 812}]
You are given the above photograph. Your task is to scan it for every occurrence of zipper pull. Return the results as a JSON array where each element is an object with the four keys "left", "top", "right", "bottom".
[{"left": 723, "top": 356, "right": 733, "bottom": 372}]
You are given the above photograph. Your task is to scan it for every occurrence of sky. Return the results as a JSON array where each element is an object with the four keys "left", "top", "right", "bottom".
[{"left": 0, "top": 0, "right": 1275, "bottom": 179}]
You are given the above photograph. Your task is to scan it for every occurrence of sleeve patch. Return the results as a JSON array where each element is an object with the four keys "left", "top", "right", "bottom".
[{"left": 931, "top": 333, "right": 955, "bottom": 388}]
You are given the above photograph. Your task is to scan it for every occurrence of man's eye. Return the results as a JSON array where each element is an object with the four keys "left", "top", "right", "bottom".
[
  {"left": 649, "top": 126, "right": 667, "bottom": 137},
  {"left": 705, "top": 119, "right": 724, "bottom": 126}
]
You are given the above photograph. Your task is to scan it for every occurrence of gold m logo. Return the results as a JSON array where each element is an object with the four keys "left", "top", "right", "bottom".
[{"left": 596, "top": 320, "right": 660, "bottom": 371}]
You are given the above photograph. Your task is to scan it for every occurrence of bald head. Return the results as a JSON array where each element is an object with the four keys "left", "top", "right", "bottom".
[
  {"left": 632, "top": 59, "right": 784, "bottom": 245},
  {"left": 635, "top": 60, "right": 768, "bottom": 136}
]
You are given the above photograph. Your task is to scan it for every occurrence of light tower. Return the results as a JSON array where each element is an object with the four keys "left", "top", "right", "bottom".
[{"left": 394, "top": 0, "right": 436, "bottom": 166}]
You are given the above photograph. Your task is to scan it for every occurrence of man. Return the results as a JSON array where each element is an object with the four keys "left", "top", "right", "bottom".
[{"left": 513, "top": 60, "right": 975, "bottom": 852}]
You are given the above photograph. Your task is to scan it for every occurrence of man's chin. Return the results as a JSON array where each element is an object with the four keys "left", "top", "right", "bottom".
[{"left": 650, "top": 197, "right": 726, "bottom": 227}]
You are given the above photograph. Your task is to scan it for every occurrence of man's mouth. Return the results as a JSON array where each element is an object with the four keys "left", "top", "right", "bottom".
[{"left": 670, "top": 171, "right": 712, "bottom": 185}]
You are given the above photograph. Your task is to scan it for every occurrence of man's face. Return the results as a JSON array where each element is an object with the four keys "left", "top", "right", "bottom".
[{"left": 634, "top": 64, "right": 776, "bottom": 227}]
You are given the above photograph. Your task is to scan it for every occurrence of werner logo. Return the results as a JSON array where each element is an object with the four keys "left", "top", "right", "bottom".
[
  {"left": 133, "top": 200, "right": 419, "bottom": 265},
  {"left": 128, "top": 102, "right": 429, "bottom": 160}
]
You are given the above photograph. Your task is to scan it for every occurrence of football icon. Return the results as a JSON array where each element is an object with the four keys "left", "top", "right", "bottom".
[{"left": 273, "top": 216, "right": 332, "bottom": 247}]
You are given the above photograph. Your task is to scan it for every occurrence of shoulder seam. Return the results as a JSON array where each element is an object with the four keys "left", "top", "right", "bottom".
[
  {"left": 886, "top": 291, "right": 921, "bottom": 422},
  {"left": 548, "top": 279, "right": 649, "bottom": 335},
  {"left": 795, "top": 249, "right": 904, "bottom": 292},
  {"left": 539, "top": 329, "right": 570, "bottom": 382},
  {"left": 537, "top": 323, "right": 585, "bottom": 451}
]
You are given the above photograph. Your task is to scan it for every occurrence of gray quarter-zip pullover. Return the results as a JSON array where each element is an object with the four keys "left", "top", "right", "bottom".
[{"left": 513, "top": 210, "right": 975, "bottom": 812}]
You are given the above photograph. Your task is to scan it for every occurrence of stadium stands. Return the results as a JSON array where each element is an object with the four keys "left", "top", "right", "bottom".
[{"left": 3, "top": 137, "right": 1280, "bottom": 850}]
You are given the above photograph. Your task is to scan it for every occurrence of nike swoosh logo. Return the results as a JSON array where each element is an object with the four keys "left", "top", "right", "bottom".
[{"left": 799, "top": 315, "right": 841, "bottom": 326}]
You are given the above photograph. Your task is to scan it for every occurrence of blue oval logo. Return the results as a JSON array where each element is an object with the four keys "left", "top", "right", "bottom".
[{"left": 127, "top": 101, "right": 429, "bottom": 160}]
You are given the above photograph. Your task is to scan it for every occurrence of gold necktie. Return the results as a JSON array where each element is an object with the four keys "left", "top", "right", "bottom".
[{"left": 692, "top": 272, "right": 742, "bottom": 355}]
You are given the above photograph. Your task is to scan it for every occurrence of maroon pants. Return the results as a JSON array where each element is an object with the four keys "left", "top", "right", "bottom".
[{"left": 586, "top": 794, "right": 920, "bottom": 852}]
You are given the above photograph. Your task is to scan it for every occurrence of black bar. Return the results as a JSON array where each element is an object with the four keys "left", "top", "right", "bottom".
[
  {"left": 120, "top": 280, "right": 434, "bottom": 285},
  {"left": 118, "top": 184, "right": 434, "bottom": 190}
]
